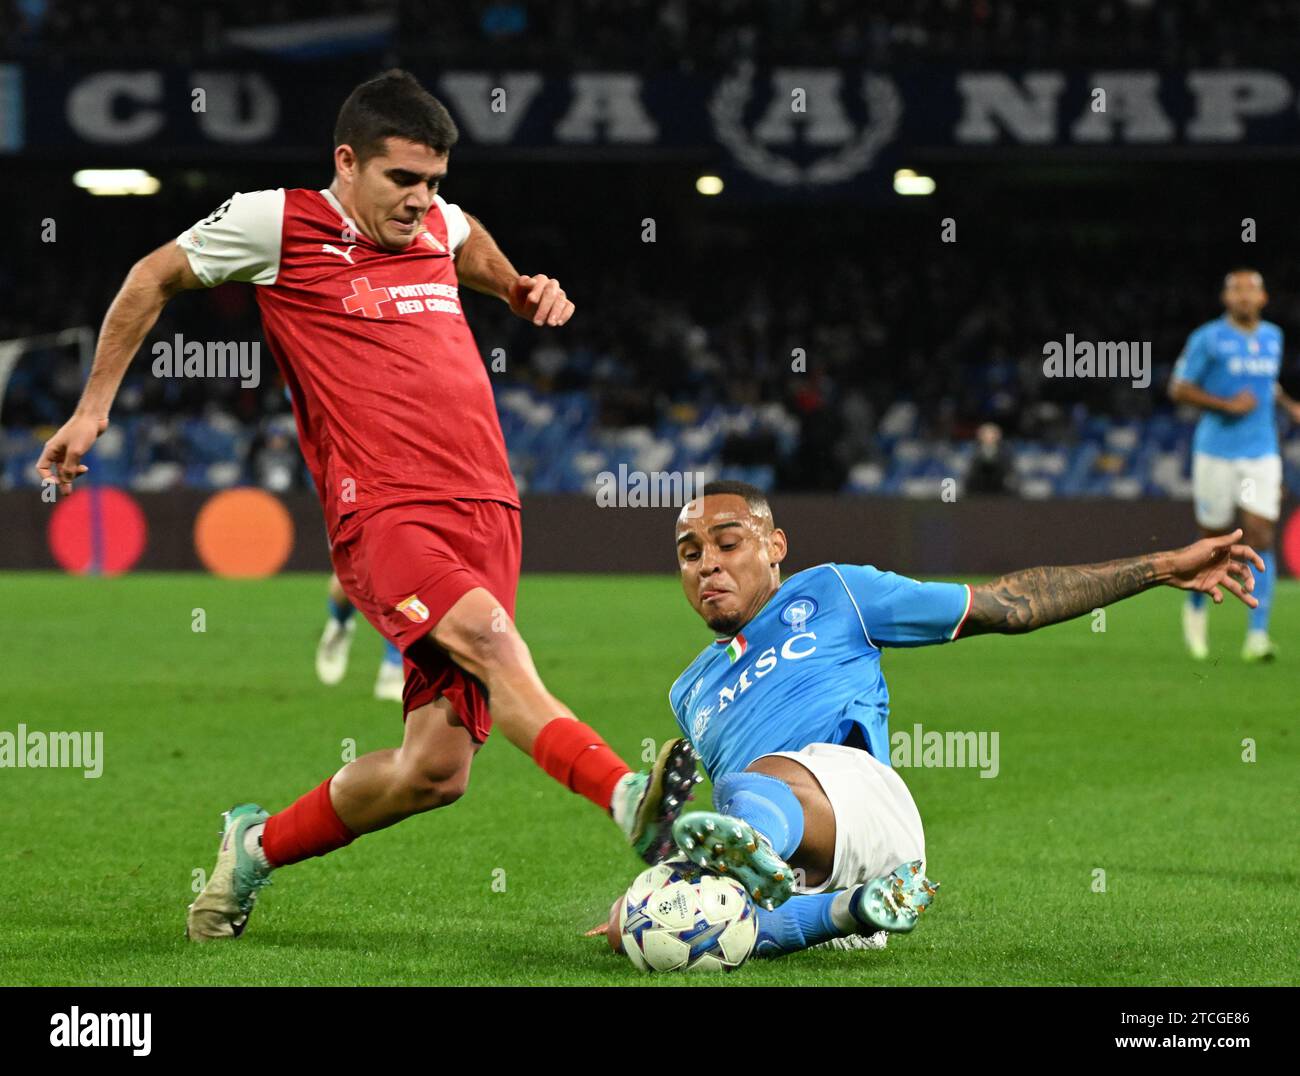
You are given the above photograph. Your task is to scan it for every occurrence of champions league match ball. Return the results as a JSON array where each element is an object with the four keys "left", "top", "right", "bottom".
[{"left": 618, "top": 859, "right": 758, "bottom": 972}]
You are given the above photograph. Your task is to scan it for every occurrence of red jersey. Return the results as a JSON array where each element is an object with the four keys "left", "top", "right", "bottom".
[{"left": 176, "top": 187, "right": 518, "bottom": 536}]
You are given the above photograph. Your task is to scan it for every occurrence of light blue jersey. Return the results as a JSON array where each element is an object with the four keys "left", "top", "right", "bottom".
[
  {"left": 1171, "top": 317, "right": 1283, "bottom": 459},
  {"left": 668, "top": 564, "right": 972, "bottom": 780}
]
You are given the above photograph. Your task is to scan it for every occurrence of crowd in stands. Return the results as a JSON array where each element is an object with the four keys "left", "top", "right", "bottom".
[
  {"left": 4, "top": 0, "right": 1297, "bottom": 67},
  {"left": 6, "top": 205, "right": 1299, "bottom": 498},
  {"left": 6, "top": 0, "right": 1300, "bottom": 498}
]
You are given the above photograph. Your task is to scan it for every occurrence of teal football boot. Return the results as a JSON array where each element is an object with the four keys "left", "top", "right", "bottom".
[
  {"left": 186, "top": 803, "right": 272, "bottom": 941},
  {"left": 848, "top": 860, "right": 938, "bottom": 933},
  {"left": 672, "top": 811, "right": 795, "bottom": 911}
]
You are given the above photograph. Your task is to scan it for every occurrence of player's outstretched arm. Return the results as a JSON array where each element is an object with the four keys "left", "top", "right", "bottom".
[
  {"left": 36, "top": 241, "right": 205, "bottom": 494},
  {"left": 962, "top": 529, "right": 1265, "bottom": 637},
  {"left": 1167, "top": 378, "right": 1255, "bottom": 416},
  {"left": 455, "top": 214, "right": 574, "bottom": 327}
]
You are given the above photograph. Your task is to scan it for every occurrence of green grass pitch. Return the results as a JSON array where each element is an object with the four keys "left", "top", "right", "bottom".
[{"left": 1, "top": 571, "right": 1296, "bottom": 986}]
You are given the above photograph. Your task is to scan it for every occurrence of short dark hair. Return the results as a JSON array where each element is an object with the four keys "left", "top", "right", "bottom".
[
  {"left": 700, "top": 480, "right": 772, "bottom": 520},
  {"left": 334, "top": 69, "right": 458, "bottom": 164},
  {"left": 1223, "top": 267, "right": 1264, "bottom": 288}
]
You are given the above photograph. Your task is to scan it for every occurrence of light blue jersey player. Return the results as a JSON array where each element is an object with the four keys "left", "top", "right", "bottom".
[
  {"left": 1169, "top": 269, "right": 1300, "bottom": 663},
  {"left": 592, "top": 481, "right": 1266, "bottom": 959},
  {"left": 315, "top": 571, "right": 406, "bottom": 701},
  {"left": 668, "top": 563, "right": 968, "bottom": 786}
]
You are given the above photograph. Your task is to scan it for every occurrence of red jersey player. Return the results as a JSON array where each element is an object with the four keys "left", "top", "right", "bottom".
[{"left": 36, "top": 70, "right": 706, "bottom": 941}]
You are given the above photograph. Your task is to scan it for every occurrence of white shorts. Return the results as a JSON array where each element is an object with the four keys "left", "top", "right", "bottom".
[
  {"left": 1192, "top": 452, "right": 1282, "bottom": 528},
  {"left": 761, "top": 742, "right": 925, "bottom": 894}
]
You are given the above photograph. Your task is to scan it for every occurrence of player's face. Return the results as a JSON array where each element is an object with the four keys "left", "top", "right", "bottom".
[
  {"left": 675, "top": 494, "right": 787, "bottom": 636},
  {"left": 1221, "top": 272, "right": 1267, "bottom": 322},
  {"left": 343, "top": 138, "right": 449, "bottom": 251}
]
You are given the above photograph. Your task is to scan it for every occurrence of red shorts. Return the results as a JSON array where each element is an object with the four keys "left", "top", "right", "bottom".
[{"left": 329, "top": 498, "right": 522, "bottom": 742}]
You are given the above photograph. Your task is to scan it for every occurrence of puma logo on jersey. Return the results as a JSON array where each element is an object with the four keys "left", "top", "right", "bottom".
[{"left": 322, "top": 244, "right": 357, "bottom": 264}]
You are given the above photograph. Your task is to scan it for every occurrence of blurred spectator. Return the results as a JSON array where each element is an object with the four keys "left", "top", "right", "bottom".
[
  {"left": 5, "top": 0, "right": 1299, "bottom": 66},
  {"left": 965, "top": 422, "right": 1017, "bottom": 495},
  {"left": 252, "top": 418, "right": 303, "bottom": 493}
]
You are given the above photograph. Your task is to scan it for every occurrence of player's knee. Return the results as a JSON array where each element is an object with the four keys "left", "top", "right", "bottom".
[
  {"left": 439, "top": 615, "right": 529, "bottom": 678},
  {"left": 1243, "top": 521, "right": 1274, "bottom": 550},
  {"left": 402, "top": 765, "right": 469, "bottom": 811},
  {"left": 395, "top": 754, "right": 470, "bottom": 811}
]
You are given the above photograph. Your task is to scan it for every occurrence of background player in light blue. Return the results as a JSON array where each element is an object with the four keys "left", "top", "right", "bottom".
[
  {"left": 1169, "top": 269, "right": 1300, "bottom": 662},
  {"left": 594, "top": 481, "right": 1265, "bottom": 958},
  {"left": 316, "top": 571, "right": 406, "bottom": 702}
]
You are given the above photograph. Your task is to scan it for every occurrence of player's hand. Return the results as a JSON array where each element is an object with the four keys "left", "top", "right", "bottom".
[
  {"left": 35, "top": 413, "right": 108, "bottom": 495},
  {"left": 1166, "top": 528, "right": 1265, "bottom": 607},
  {"left": 1221, "top": 389, "right": 1257, "bottom": 416},
  {"left": 582, "top": 896, "right": 624, "bottom": 953},
  {"left": 508, "top": 274, "right": 574, "bottom": 327}
]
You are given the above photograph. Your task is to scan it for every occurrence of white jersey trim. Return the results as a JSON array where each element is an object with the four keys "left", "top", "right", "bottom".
[
  {"left": 436, "top": 195, "right": 471, "bottom": 254},
  {"left": 318, "top": 187, "right": 361, "bottom": 241},
  {"left": 950, "top": 583, "right": 974, "bottom": 640},
  {"left": 824, "top": 563, "right": 878, "bottom": 651},
  {"left": 176, "top": 189, "right": 284, "bottom": 287}
]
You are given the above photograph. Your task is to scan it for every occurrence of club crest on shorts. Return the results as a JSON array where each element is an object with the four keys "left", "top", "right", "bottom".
[{"left": 396, "top": 594, "right": 430, "bottom": 623}]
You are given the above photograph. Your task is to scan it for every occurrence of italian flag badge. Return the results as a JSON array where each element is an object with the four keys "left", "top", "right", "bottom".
[{"left": 725, "top": 633, "right": 748, "bottom": 664}]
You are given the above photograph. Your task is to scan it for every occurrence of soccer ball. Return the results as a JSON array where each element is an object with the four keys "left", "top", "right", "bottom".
[{"left": 618, "top": 859, "right": 758, "bottom": 972}]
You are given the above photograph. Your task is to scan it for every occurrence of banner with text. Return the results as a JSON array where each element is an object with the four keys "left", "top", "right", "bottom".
[{"left": 6, "top": 63, "right": 1300, "bottom": 190}]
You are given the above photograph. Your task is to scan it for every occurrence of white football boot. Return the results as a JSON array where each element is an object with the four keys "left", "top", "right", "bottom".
[
  {"left": 1182, "top": 600, "right": 1209, "bottom": 661},
  {"left": 373, "top": 657, "right": 405, "bottom": 702},
  {"left": 813, "top": 931, "right": 889, "bottom": 952},
  {"left": 315, "top": 617, "right": 355, "bottom": 685},
  {"left": 1242, "top": 630, "right": 1277, "bottom": 663}
]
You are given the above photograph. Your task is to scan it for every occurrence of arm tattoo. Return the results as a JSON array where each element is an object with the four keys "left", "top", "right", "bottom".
[{"left": 963, "top": 555, "right": 1164, "bottom": 636}]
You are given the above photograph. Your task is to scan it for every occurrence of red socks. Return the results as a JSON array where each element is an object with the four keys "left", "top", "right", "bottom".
[
  {"left": 260, "top": 724, "right": 628, "bottom": 868},
  {"left": 532, "top": 718, "right": 631, "bottom": 810},
  {"left": 261, "top": 777, "right": 356, "bottom": 868}
]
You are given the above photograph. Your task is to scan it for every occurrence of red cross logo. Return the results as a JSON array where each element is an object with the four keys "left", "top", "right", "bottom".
[{"left": 342, "top": 277, "right": 391, "bottom": 318}]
